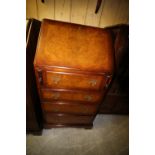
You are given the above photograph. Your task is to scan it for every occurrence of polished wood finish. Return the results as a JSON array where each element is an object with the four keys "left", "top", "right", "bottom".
[
  {"left": 34, "top": 19, "right": 114, "bottom": 73},
  {"left": 40, "top": 88, "right": 103, "bottom": 103},
  {"left": 44, "top": 71, "right": 106, "bottom": 91},
  {"left": 34, "top": 19, "right": 114, "bottom": 128},
  {"left": 42, "top": 101, "right": 98, "bottom": 115},
  {"left": 43, "top": 113, "right": 94, "bottom": 124}
]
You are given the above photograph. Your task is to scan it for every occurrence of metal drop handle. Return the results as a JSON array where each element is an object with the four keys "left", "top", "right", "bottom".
[
  {"left": 84, "top": 95, "right": 92, "bottom": 101},
  {"left": 51, "top": 76, "right": 61, "bottom": 84},
  {"left": 89, "top": 79, "right": 97, "bottom": 86},
  {"left": 52, "top": 93, "right": 60, "bottom": 100}
]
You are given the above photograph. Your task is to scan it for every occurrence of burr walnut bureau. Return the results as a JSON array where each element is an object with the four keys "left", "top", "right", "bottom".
[{"left": 34, "top": 19, "right": 115, "bottom": 128}]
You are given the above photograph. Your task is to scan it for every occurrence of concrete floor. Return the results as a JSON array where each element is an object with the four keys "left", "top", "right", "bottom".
[{"left": 27, "top": 114, "right": 129, "bottom": 155}]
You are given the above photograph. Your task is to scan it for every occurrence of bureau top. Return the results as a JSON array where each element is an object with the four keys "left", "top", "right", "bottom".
[{"left": 34, "top": 19, "right": 114, "bottom": 74}]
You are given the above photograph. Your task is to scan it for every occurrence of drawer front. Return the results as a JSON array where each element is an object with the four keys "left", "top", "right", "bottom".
[
  {"left": 43, "top": 113, "right": 94, "bottom": 124},
  {"left": 43, "top": 71, "right": 106, "bottom": 90},
  {"left": 41, "top": 89, "right": 103, "bottom": 103},
  {"left": 42, "top": 102, "right": 98, "bottom": 115}
]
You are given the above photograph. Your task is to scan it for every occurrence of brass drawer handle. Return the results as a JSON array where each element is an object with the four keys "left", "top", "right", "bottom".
[
  {"left": 89, "top": 79, "right": 97, "bottom": 86},
  {"left": 52, "top": 93, "right": 60, "bottom": 100},
  {"left": 84, "top": 95, "right": 92, "bottom": 101},
  {"left": 51, "top": 76, "right": 61, "bottom": 84}
]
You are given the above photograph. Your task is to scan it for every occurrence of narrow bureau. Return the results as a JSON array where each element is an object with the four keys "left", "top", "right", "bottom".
[{"left": 34, "top": 19, "right": 114, "bottom": 128}]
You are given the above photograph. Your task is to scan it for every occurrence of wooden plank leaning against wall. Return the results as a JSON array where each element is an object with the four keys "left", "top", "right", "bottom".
[{"left": 26, "top": 0, "right": 129, "bottom": 29}]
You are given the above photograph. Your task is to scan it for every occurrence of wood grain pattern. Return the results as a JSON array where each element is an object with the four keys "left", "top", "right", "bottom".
[
  {"left": 55, "top": 0, "right": 71, "bottom": 22},
  {"left": 42, "top": 101, "right": 97, "bottom": 115},
  {"left": 43, "top": 113, "right": 94, "bottom": 124},
  {"left": 34, "top": 19, "right": 114, "bottom": 73},
  {"left": 44, "top": 71, "right": 106, "bottom": 91},
  {"left": 34, "top": 19, "right": 115, "bottom": 128},
  {"left": 41, "top": 88, "right": 103, "bottom": 103},
  {"left": 35, "top": 65, "right": 111, "bottom": 76}
]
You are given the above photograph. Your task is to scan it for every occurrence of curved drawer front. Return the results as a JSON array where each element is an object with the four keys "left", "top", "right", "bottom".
[
  {"left": 43, "top": 71, "right": 106, "bottom": 91},
  {"left": 42, "top": 102, "right": 98, "bottom": 115},
  {"left": 43, "top": 113, "right": 94, "bottom": 124},
  {"left": 41, "top": 89, "right": 103, "bottom": 103}
]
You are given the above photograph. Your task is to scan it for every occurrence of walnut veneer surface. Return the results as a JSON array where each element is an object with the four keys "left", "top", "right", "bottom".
[
  {"left": 34, "top": 19, "right": 115, "bottom": 128},
  {"left": 34, "top": 19, "right": 114, "bottom": 73}
]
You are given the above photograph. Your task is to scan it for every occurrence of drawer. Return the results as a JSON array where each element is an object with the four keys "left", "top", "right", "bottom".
[
  {"left": 42, "top": 102, "right": 98, "bottom": 115},
  {"left": 41, "top": 89, "right": 103, "bottom": 103},
  {"left": 43, "top": 113, "right": 94, "bottom": 124},
  {"left": 43, "top": 71, "right": 107, "bottom": 91}
]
